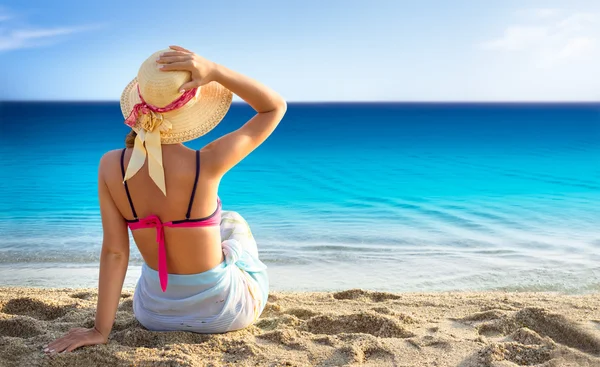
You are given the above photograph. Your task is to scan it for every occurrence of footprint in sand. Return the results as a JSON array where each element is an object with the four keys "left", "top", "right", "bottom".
[
  {"left": 258, "top": 329, "right": 309, "bottom": 351},
  {"left": 256, "top": 309, "right": 412, "bottom": 365},
  {"left": 1, "top": 297, "right": 73, "bottom": 321},
  {"left": 311, "top": 335, "right": 338, "bottom": 347},
  {"left": 304, "top": 312, "right": 415, "bottom": 338},
  {"left": 284, "top": 308, "right": 318, "bottom": 320},
  {"left": 453, "top": 306, "right": 600, "bottom": 366},
  {"left": 452, "top": 309, "right": 509, "bottom": 337},
  {"left": 111, "top": 328, "right": 212, "bottom": 348},
  {"left": 476, "top": 307, "right": 600, "bottom": 355},
  {"left": 407, "top": 335, "right": 453, "bottom": 351},
  {"left": 0, "top": 315, "right": 45, "bottom": 338},
  {"left": 324, "top": 334, "right": 397, "bottom": 365},
  {"left": 256, "top": 314, "right": 302, "bottom": 331},
  {"left": 476, "top": 341, "right": 555, "bottom": 366},
  {"left": 339, "top": 344, "right": 395, "bottom": 364},
  {"left": 371, "top": 306, "right": 418, "bottom": 324},
  {"left": 510, "top": 327, "right": 554, "bottom": 346},
  {"left": 69, "top": 291, "right": 93, "bottom": 300}
]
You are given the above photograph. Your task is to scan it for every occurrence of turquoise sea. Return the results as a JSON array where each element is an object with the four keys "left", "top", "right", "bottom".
[{"left": 0, "top": 102, "right": 599, "bottom": 293}]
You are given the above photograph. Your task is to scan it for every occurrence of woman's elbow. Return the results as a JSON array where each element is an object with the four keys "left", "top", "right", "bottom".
[
  {"left": 278, "top": 98, "right": 287, "bottom": 113},
  {"left": 101, "top": 240, "right": 129, "bottom": 258},
  {"left": 262, "top": 96, "right": 286, "bottom": 115},
  {"left": 101, "top": 249, "right": 129, "bottom": 259},
  {"left": 277, "top": 99, "right": 287, "bottom": 112},
  {"left": 272, "top": 99, "right": 287, "bottom": 120}
]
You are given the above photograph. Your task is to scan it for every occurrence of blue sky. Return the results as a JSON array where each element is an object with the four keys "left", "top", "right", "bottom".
[{"left": 1, "top": 0, "right": 599, "bottom": 101}]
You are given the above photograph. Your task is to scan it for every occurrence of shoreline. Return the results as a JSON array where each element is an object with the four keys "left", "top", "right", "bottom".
[
  {"left": 1, "top": 264, "right": 599, "bottom": 296},
  {"left": 1, "top": 287, "right": 599, "bottom": 366}
]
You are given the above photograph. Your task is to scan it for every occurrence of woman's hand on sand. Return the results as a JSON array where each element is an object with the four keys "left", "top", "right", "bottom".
[
  {"left": 157, "top": 45, "right": 218, "bottom": 92},
  {"left": 44, "top": 327, "right": 107, "bottom": 354}
]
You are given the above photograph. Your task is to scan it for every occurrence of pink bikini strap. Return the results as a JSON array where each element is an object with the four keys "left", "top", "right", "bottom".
[{"left": 128, "top": 215, "right": 169, "bottom": 291}]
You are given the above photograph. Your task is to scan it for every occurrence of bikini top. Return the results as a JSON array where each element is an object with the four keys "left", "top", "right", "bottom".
[{"left": 120, "top": 148, "right": 222, "bottom": 292}]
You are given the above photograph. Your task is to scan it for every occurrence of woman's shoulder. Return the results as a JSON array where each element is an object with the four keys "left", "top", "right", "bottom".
[
  {"left": 100, "top": 148, "right": 125, "bottom": 164},
  {"left": 98, "top": 148, "right": 127, "bottom": 176}
]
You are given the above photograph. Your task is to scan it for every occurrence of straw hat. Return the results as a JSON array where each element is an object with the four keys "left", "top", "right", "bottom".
[
  {"left": 120, "top": 49, "right": 232, "bottom": 144},
  {"left": 119, "top": 49, "right": 232, "bottom": 195}
]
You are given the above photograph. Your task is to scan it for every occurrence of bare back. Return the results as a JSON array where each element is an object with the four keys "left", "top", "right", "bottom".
[{"left": 102, "top": 144, "right": 224, "bottom": 275}]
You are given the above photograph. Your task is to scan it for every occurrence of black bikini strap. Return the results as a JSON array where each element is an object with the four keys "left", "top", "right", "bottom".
[
  {"left": 185, "top": 150, "right": 200, "bottom": 220},
  {"left": 120, "top": 148, "right": 138, "bottom": 220}
]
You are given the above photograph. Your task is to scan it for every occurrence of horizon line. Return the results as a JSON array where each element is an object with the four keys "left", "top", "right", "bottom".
[{"left": 2, "top": 100, "right": 600, "bottom": 105}]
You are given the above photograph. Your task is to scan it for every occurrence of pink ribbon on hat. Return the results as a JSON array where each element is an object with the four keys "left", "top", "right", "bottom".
[{"left": 125, "top": 85, "right": 198, "bottom": 127}]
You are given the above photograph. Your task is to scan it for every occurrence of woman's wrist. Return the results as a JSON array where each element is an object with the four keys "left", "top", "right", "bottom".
[
  {"left": 210, "top": 62, "right": 225, "bottom": 83},
  {"left": 93, "top": 325, "right": 110, "bottom": 342}
]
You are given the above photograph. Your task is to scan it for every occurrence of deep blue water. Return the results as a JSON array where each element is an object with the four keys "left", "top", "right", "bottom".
[{"left": 0, "top": 102, "right": 599, "bottom": 293}]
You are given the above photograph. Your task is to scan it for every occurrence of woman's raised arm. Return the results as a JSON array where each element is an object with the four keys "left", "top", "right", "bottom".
[{"left": 158, "top": 45, "right": 287, "bottom": 176}]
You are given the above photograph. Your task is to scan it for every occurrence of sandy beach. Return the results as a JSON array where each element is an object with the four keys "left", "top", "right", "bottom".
[{"left": 0, "top": 288, "right": 599, "bottom": 367}]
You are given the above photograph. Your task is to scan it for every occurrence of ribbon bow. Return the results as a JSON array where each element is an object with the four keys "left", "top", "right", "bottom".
[
  {"left": 123, "top": 85, "right": 199, "bottom": 196},
  {"left": 133, "top": 215, "right": 170, "bottom": 291}
]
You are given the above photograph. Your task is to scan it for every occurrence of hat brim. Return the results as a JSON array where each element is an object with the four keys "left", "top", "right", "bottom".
[{"left": 120, "top": 78, "right": 233, "bottom": 144}]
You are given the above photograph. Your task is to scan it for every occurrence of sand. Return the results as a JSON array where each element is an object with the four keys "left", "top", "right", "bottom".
[{"left": 0, "top": 288, "right": 599, "bottom": 366}]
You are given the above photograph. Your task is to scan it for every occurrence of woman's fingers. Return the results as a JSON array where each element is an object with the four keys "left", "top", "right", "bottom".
[
  {"left": 45, "top": 329, "right": 81, "bottom": 352},
  {"left": 169, "top": 45, "right": 192, "bottom": 53},
  {"left": 43, "top": 328, "right": 105, "bottom": 355},
  {"left": 159, "top": 51, "right": 188, "bottom": 58},
  {"left": 159, "top": 61, "right": 193, "bottom": 72},
  {"left": 45, "top": 338, "right": 71, "bottom": 354},
  {"left": 46, "top": 337, "right": 65, "bottom": 351},
  {"left": 156, "top": 55, "right": 191, "bottom": 64}
]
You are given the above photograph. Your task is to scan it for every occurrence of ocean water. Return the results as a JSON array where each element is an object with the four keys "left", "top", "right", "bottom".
[{"left": 0, "top": 102, "right": 599, "bottom": 294}]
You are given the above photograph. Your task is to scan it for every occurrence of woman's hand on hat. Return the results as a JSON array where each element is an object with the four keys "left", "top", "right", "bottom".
[{"left": 157, "top": 45, "right": 217, "bottom": 93}]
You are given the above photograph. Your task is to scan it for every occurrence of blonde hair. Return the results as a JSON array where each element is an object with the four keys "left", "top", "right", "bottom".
[{"left": 125, "top": 131, "right": 137, "bottom": 148}]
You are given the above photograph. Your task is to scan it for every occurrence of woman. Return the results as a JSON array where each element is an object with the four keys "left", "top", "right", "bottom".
[{"left": 44, "top": 45, "right": 286, "bottom": 354}]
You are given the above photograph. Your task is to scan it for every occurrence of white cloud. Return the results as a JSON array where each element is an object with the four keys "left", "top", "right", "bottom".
[
  {"left": 0, "top": 26, "right": 90, "bottom": 51},
  {"left": 556, "top": 12, "right": 597, "bottom": 32},
  {"left": 479, "top": 9, "right": 600, "bottom": 68},
  {"left": 558, "top": 37, "right": 595, "bottom": 59},
  {"left": 480, "top": 26, "right": 548, "bottom": 51},
  {"left": 0, "top": 8, "right": 101, "bottom": 52}
]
